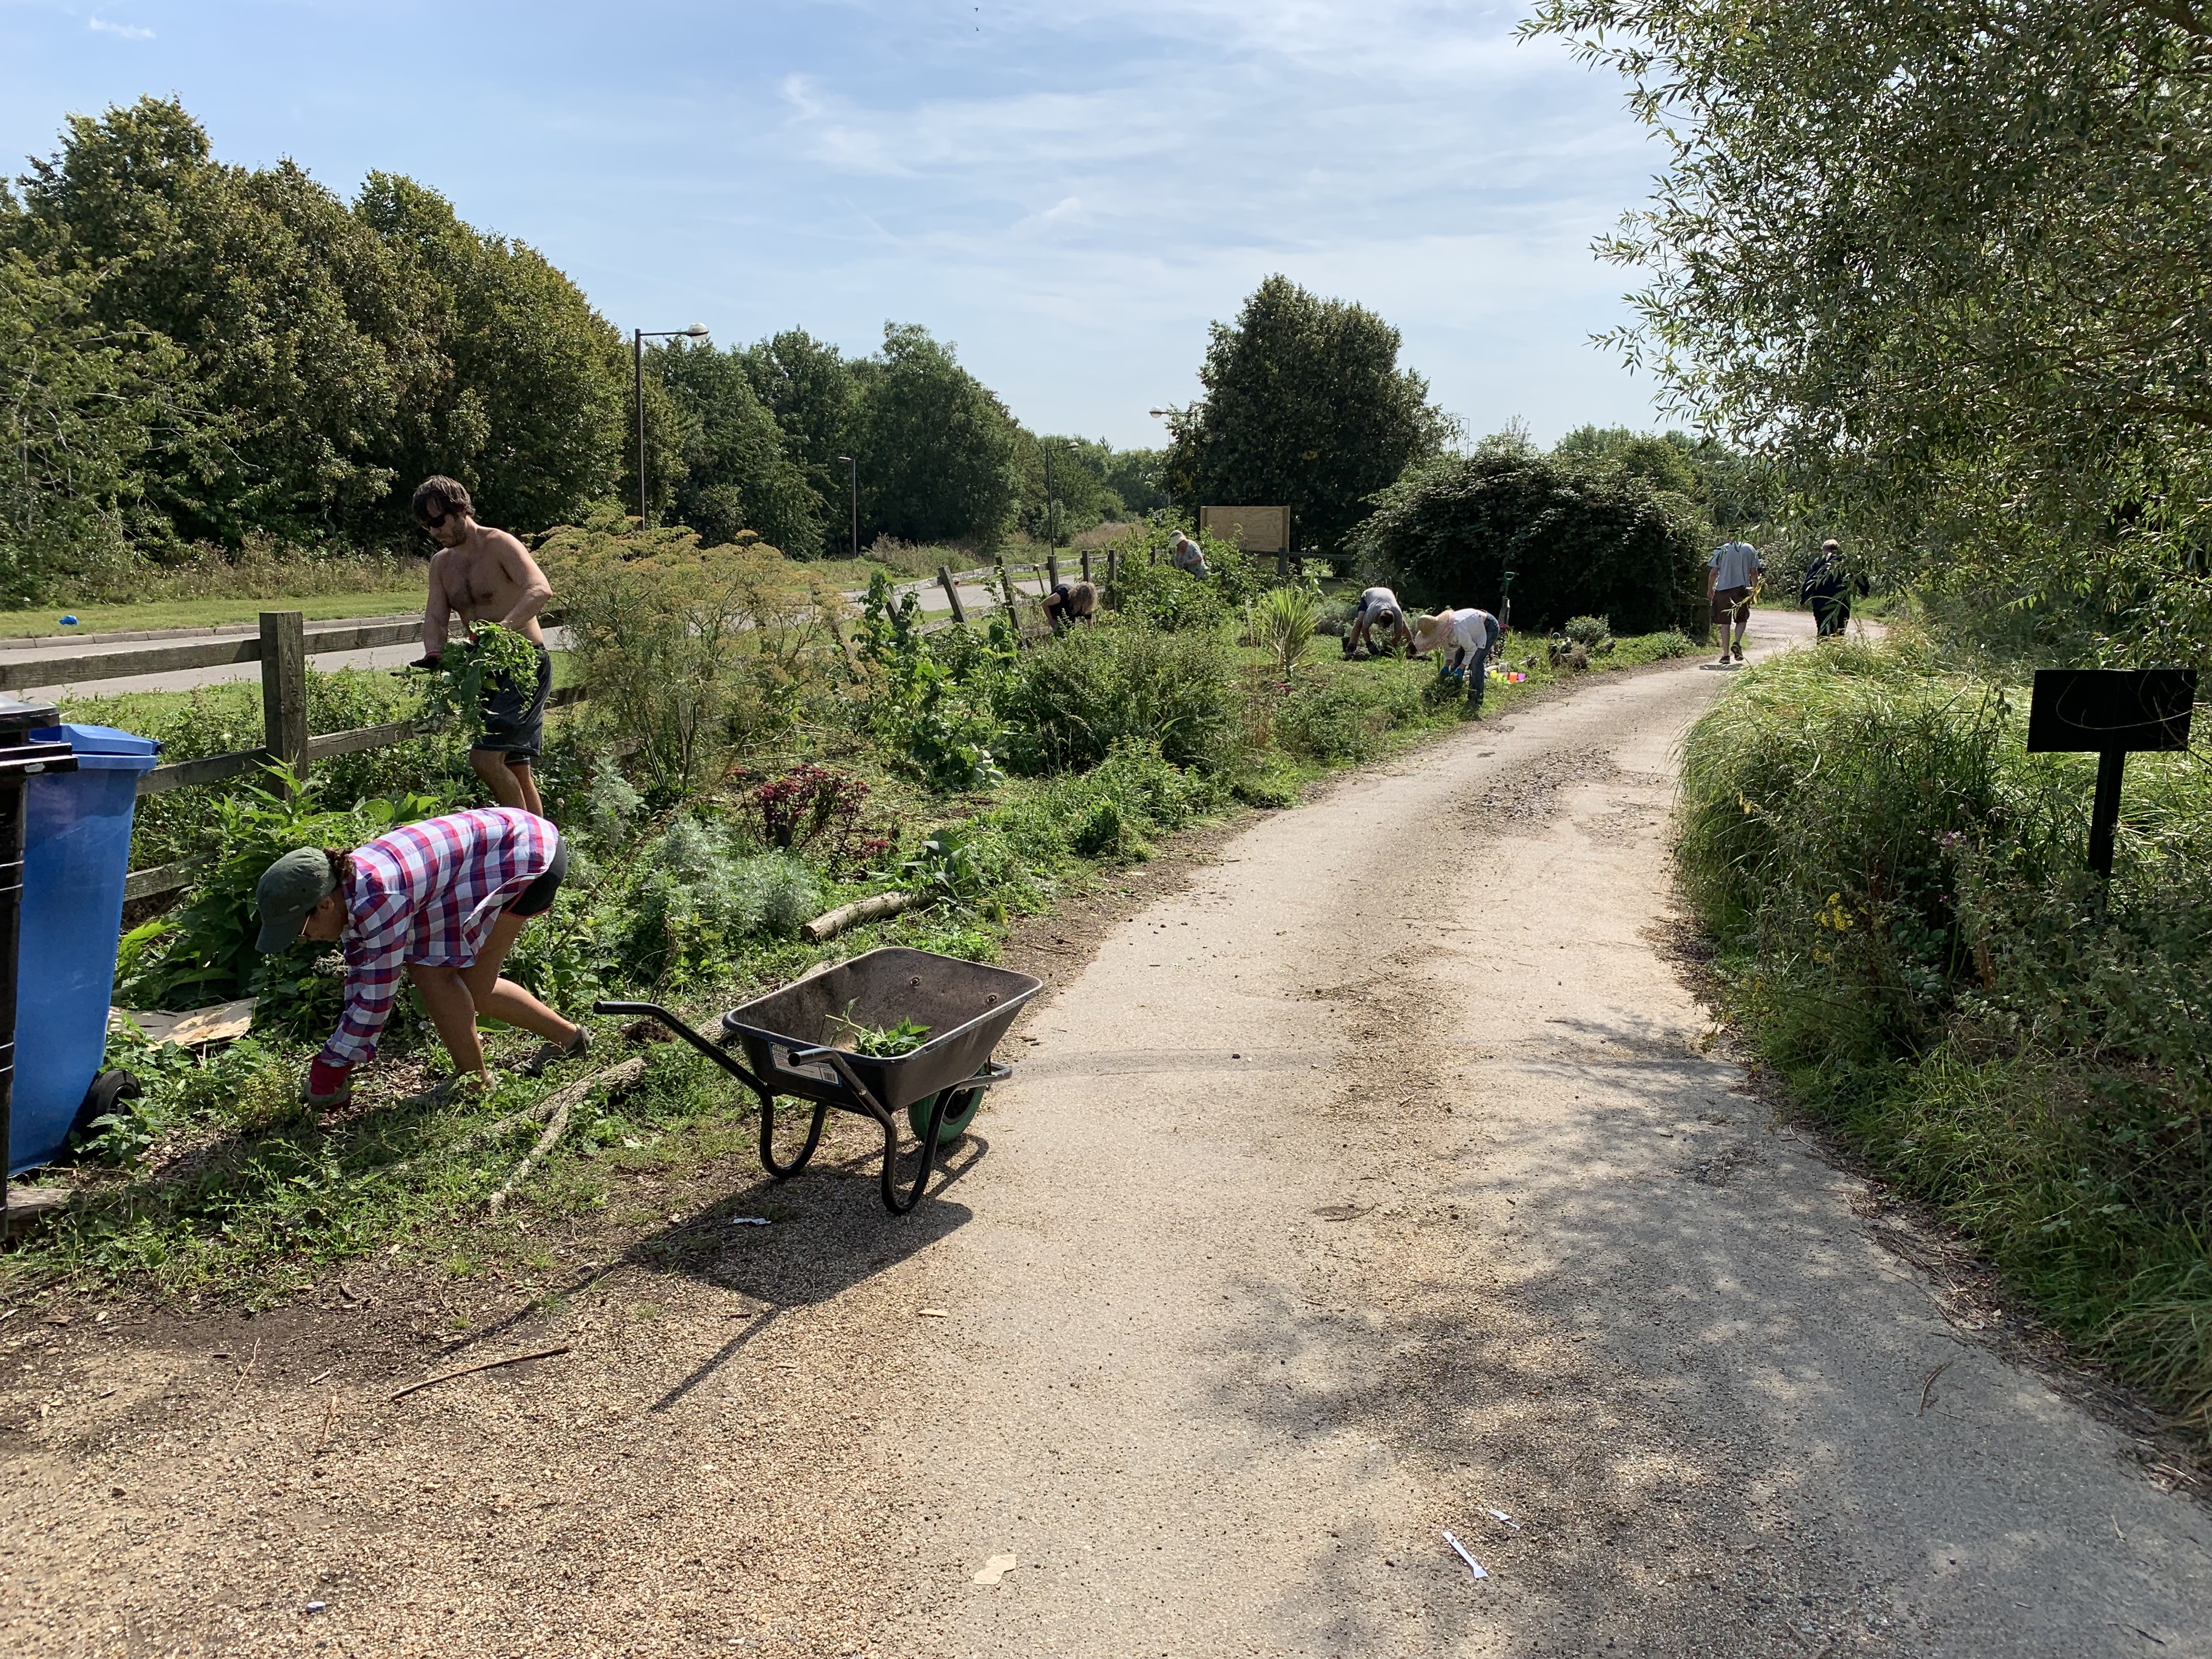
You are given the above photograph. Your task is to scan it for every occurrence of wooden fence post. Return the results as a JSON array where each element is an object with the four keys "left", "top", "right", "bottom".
[
  {"left": 1081, "top": 550, "right": 1092, "bottom": 584},
  {"left": 936, "top": 564, "right": 968, "bottom": 625},
  {"left": 1046, "top": 554, "right": 1060, "bottom": 590},
  {"left": 1106, "top": 548, "right": 1119, "bottom": 589},
  {"left": 259, "top": 611, "right": 308, "bottom": 785},
  {"left": 996, "top": 557, "right": 1018, "bottom": 611}
]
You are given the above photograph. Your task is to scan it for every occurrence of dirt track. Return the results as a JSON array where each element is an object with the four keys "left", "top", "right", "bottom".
[{"left": 6, "top": 611, "right": 2210, "bottom": 1656}]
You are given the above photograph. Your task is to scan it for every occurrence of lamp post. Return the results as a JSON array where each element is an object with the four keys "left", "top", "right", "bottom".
[
  {"left": 1041, "top": 439, "right": 1064, "bottom": 552},
  {"left": 634, "top": 323, "right": 710, "bottom": 526},
  {"left": 834, "top": 455, "right": 858, "bottom": 559}
]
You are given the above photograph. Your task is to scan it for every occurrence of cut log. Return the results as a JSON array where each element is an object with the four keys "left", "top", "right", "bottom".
[{"left": 800, "top": 890, "right": 914, "bottom": 944}]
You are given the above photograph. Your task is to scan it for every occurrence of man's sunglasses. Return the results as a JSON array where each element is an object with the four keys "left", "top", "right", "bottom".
[{"left": 418, "top": 507, "right": 452, "bottom": 529}]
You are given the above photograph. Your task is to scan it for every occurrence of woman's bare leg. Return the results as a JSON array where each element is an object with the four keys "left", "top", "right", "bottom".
[
  {"left": 459, "top": 909, "right": 577, "bottom": 1044},
  {"left": 407, "top": 963, "right": 487, "bottom": 1079}
]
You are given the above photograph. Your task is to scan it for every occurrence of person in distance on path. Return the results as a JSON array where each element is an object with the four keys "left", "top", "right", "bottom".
[
  {"left": 1707, "top": 534, "right": 1762, "bottom": 663},
  {"left": 1343, "top": 585, "right": 1414, "bottom": 658},
  {"left": 1799, "top": 539, "right": 1854, "bottom": 637},
  {"left": 255, "top": 806, "right": 589, "bottom": 1108},
  {"left": 1412, "top": 605, "right": 1504, "bottom": 709},
  {"left": 411, "top": 476, "right": 557, "bottom": 817},
  {"left": 1043, "top": 579, "right": 1099, "bottom": 634}
]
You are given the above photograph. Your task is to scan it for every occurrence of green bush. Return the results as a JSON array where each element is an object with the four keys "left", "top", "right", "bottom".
[
  {"left": 1276, "top": 669, "right": 1427, "bottom": 763},
  {"left": 993, "top": 738, "right": 1223, "bottom": 867},
  {"left": 1353, "top": 450, "right": 1708, "bottom": 635},
  {"left": 1001, "top": 622, "right": 1240, "bottom": 773},
  {"left": 541, "top": 513, "right": 847, "bottom": 799},
  {"left": 1677, "top": 635, "right": 2212, "bottom": 1435},
  {"left": 1562, "top": 614, "right": 1610, "bottom": 646},
  {"left": 614, "top": 817, "right": 825, "bottom": 988}
]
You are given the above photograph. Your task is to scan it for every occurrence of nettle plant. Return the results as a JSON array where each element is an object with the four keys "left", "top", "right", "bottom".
[{"left": 857, "top": 571, "right": 1018, "bottom": 791}]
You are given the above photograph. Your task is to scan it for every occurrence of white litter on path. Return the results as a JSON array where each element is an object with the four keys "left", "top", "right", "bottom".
[
  {"left": 729, "top": 1217, "right": 771, "bottom": 1226},
  {"left": 973, "top": 1553, "right": 1017, "bottom": 1587},
  {"left": 1486, "top": 1508, "right": 1520, "bottom": 1531},
  {"left": 1441, "top": 1530, "right": 1489, "bottom": 1580}
]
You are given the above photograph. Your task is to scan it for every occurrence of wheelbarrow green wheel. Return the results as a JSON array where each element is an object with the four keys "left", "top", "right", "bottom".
[{"left": 907, "top": 1086, "right": 983, "bottom": 1145}]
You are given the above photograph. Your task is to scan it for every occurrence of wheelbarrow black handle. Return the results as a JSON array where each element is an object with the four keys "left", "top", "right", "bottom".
[{"left": 591, "top": 999, "right": 760, "bottom": 1086}]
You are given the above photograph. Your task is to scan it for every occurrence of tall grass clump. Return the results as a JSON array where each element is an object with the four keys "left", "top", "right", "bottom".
[
  {"left": 1677, "top": 633, "right": 2212, "bottom": 1437},
  {"left": 1001, "top": 622, "right": 1240, "bottom": 773}
]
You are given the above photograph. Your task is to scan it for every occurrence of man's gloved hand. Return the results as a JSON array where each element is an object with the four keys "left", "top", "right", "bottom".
[
  {"left": 304, "top": 1058, "right": 353, "bottom": 1107},
  {"left": 410, "top": 653, "right": 442, "bottom": 670}
]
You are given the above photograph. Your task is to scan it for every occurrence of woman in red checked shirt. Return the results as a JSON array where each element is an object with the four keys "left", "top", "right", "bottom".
[{"left": 255, "top": 806, "right": 589, "bottom": 1105}]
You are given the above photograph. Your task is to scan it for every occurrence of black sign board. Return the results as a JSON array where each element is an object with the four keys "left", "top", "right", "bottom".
[
  {"left": 2025, "top": 669, "right": 2196, "bottom": 754},
  {"left": 2025, "top": 669, "right": 2198, "bottom": 879}
]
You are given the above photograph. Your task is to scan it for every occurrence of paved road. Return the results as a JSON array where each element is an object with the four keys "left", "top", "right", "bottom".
[{"left": 0, "top": 568, "right": 1030, "bottom": 702}]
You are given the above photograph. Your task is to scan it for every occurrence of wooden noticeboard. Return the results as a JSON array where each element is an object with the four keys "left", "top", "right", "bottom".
[{"left": 1199, "top": 506, "right": 1290, "bottom": 555}]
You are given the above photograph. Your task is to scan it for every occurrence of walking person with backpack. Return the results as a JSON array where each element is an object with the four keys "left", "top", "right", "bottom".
[{"left": 1799, "top": 539, "right": 1853, "bottom": 637}]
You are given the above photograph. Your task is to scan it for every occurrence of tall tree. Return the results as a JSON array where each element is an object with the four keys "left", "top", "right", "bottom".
[
  {"left": 1522, "top": 0, "right": 2212, "bottom": 657},
  {"left": 356, "top": 172, "right": 630, "bottom": 535},
  {"left": 846, "top": 323, "right": 1016, "bottom": 544},
  {"left": 0, "top": 249, "right": 208, "bottom": 601},
  {"left": 1166, "top": 275, "right": 1453, "bottom": 554},
  {"left": 10, "top": 98, "right": 407, "bottom": 545},
  {"left": 651, "top": 339, "right": 824, "bottom": 556},
  {"left": 738, "top": 329, "right": 856, "bottom": 539}
]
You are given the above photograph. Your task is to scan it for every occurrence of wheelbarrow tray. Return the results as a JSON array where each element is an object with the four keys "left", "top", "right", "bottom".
[{"left": 719, "top": 947, "right": 1041, "bottom": 1115}]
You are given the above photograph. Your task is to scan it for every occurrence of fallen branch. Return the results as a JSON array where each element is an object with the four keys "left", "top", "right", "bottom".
[
  {"left": 387, "top": 1344, "right": 571, "bottom": 1402},
  {"left": 801, "top": 890, "right": 913, "bottom": 944},
  {"left": 373, "top": 1096, "right": 560, "bottom": 1181},
  {"left": 487, "top": 1055, "right": 649, "bottom": 1214}
]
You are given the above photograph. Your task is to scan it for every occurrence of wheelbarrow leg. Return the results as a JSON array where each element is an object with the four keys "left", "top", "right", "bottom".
[
  {"left": 758, "top": 1089, "right": 828, "bottom": 1181},
  {"left": 880, "top": 1091, "right": 949, "bottom": 1214}
]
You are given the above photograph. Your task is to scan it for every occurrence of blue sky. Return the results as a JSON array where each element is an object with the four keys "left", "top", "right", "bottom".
[{"left": 0, "top": 0, "right": 1666, "bottom": 450}]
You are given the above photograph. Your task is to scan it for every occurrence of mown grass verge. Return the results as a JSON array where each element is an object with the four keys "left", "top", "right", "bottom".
[{"left": 1675, "top": 633, "right": 2212, "bottom": 1440}]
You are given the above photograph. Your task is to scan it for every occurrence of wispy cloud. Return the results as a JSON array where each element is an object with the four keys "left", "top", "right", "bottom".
[
  {"left": 4, "top": 0, "right": 1663, "bottom": 443},
  {"left": 88, "top": 18, "right": 155, "bottom": 40}
]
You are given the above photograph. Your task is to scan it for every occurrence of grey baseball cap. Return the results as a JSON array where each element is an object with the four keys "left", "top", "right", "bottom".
[{"left": 256, "top": 848, "right": 337, "bottom": 953}]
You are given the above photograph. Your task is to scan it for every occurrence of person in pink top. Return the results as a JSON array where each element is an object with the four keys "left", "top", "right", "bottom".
[{"left": 255, "top": 807, "right": 589, "bottom": 1105}]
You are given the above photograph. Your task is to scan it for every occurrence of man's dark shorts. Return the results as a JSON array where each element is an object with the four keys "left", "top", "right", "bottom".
[
  {"left": 506, "top": 833, "right": 568, "bottom": 919},
  {"left": 476, "top": 643, "right": 552, "bottom": 761},
  {"left": 1711, "top": 584, "right": 1753, "bottom": 625}
]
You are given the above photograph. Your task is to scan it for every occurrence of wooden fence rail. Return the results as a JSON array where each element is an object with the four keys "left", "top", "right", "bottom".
[
  {"left": 64, "top": 563, "right": 1117, "bottom": 904},
  {"left": 11, "top": 610, "right": 585, "bottom": 902}
]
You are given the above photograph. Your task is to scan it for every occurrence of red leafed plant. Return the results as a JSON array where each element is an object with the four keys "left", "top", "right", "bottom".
[{"left": 745, "top": 764, "right": 872, "bottom": 865}]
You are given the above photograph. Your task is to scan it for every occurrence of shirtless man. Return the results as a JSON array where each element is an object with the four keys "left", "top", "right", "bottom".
[{"left": 411, "top": 476, "right": 556, "bottom": 817}]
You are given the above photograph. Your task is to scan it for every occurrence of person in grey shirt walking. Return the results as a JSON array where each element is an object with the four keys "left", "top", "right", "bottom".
[{"left": 1707, "top": 537, "right": 1762, "bottom": 663}]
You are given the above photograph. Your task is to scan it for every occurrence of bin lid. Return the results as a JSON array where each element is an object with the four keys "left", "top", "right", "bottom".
[{"left": 31, "top": 723, "right": 163, "bottom": 771}]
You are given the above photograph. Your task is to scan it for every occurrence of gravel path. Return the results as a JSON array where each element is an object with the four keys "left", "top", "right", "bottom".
[
  {"left": 3, "top": 610, "right": 2207, "bottom": 1657},
  {"left": 871, "top": 611, "right": 2212, "bottom": 1657}
]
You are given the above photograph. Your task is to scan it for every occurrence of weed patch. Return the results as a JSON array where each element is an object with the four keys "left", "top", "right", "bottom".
[{"left": 1677, "top": 634, "right": 2212, "bottom": 1438}]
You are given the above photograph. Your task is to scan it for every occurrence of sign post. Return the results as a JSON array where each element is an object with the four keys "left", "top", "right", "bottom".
[{"left": 2025, "top": 669, "right": 2197, "bottom": 879}]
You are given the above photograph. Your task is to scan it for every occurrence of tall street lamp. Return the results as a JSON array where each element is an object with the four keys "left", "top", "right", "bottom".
[
  {"left": 834, "top": 455, "right": 858, "bottom": 559},
  {"left": 1041, "top": 437, "right": 1074, "bottom": 552},
  {"left": 634, "top": 323, "right": 710, "bottom": 526}
]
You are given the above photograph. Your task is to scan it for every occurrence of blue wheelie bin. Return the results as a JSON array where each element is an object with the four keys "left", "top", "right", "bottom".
[{"left": 12, "top": 724, "right": 162, "bottom": 1174}]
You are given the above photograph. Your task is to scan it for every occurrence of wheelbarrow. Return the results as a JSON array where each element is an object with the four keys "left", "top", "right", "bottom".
[{"left": 595, "top": 946, "right": 1042, "bottom": 1213}]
